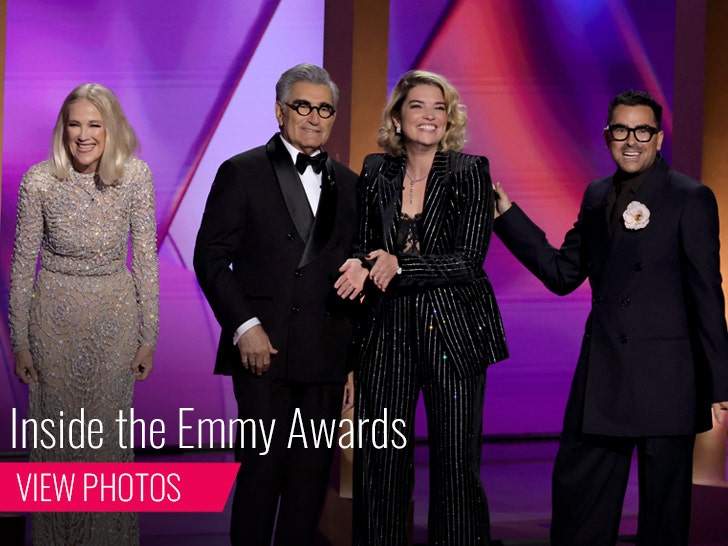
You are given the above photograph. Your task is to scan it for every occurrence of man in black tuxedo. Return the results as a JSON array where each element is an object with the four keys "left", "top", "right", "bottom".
[
  {"left": 193, "top": 63, "right": 357, "bottom": 546},
  {"left": 493, "top": 90, "right": 728, "bottom": 545}
]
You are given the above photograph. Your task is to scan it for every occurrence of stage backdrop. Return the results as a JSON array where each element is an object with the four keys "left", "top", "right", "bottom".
[{"left": 1, "top": 0, "right": 676, "bottom": 449}]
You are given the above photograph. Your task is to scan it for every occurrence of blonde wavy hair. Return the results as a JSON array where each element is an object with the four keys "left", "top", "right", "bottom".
[
  {"left": 377, "top": 70, "right": 467, "bottom": 156},
  {"left": 49, "top": 83, "right": 139, "bottom": 185}
]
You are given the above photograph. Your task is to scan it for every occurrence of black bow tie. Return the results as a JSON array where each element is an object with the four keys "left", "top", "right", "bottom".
[{"left": 295, "top": 152, "right": 328, "bottom": 174}]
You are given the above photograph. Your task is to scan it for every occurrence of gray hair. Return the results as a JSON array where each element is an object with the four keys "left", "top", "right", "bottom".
[{"left": 275, "top": 63, "right": 339, "bottom": 106}]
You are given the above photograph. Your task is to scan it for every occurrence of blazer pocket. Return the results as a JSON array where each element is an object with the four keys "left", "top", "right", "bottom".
[{"left": 426, "top": 291, "right": 484, "bottom": 377}]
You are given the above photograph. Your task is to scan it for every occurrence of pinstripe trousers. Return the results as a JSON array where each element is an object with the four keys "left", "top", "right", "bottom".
[{"left": 353, "top": 292, "right": 490, "bottom": 545}]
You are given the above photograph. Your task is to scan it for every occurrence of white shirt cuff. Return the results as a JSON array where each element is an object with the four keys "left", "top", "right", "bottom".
[{"left": 233, "top": 317, "right": 261, "bottom": 345}]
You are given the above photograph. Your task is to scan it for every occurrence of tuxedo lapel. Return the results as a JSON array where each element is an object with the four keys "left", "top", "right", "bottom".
[
  {"left": 266, "top": 135, "right": 314, "bottom": 243},
  {"left": 299, "top": 159, "right": 338, "bottom": 268},
  {"left": 574, "top": 179, "right": 612, "bottom": 281},
  {"left": 595, "top": 180, "right": 613, "bottom": 246}
]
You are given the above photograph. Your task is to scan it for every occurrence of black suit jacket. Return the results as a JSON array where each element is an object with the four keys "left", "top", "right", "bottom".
[
  {"left": 193, "top": 134, "right": 358, "bottom": 382},
  {"left": 495, "top": 155, "right": 728, "bottom": 435},
  {"left": 354, "top": 152, "right": 508, "bottom": 377}
]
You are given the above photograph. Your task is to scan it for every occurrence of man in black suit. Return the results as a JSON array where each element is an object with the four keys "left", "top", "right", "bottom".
[
  {"left": 193, "top": 63, "right": 357, "bottom": 546},
  {"left": 493, "top": 90, "right": 728, "bottom": 545}
]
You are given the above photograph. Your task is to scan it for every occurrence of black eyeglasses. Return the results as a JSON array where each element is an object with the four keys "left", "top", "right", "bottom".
[
  {"left": 284, "top": 101, "right": 336, "bottom": 119},
  {"left": 605, "top": 124, "right": 659, "bottom": 142}
]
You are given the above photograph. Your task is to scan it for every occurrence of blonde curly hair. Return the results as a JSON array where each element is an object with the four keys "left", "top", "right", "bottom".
[{"left": 377, "top": 70, "right": 467, "bottom": 156}]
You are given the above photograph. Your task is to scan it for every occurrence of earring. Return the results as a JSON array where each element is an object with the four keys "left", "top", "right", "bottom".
[{"left": 395, "top": 126, "right": 401, "bottom": 135}]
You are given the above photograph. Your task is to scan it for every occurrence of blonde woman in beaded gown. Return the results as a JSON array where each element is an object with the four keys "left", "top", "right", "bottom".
[{"left": 8, "top": 83, "right": 159, "bottom": 546}]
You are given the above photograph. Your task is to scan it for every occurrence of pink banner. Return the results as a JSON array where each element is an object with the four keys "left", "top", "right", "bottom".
[{"left": 0, "top": 462, "right": 239, "bottom": 512}]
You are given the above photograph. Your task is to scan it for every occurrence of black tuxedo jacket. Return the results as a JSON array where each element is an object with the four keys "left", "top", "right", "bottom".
[
  {"left": 193, "top": 134, "right": 358, "bottom": 382},
  {"left": 354, "top": 152, "right": 509, "bottom": 377},
  {"left": 495, "top": 155, "right": 728, "bottom": 435}
]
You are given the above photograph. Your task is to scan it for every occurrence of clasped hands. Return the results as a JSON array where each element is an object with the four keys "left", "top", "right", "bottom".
[
  {"left": 335, "top": 250, "right": 400, "bottom": 299},
  {"left": 335, "top": 185, "right": 514, "bottom": 296}
]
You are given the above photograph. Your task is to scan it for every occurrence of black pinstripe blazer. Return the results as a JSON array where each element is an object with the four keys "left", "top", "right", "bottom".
[{"left": 353, "top": 151, "right": 509, "bottom": 377}]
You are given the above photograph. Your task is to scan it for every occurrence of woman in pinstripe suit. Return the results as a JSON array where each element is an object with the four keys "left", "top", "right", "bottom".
[{"left": 336, "top": 70, "right": 509, "bottom": 545}]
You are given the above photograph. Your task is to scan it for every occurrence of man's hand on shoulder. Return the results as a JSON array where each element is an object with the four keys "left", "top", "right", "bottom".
[
  {"left": 493, "top": 182, "right": 513, "bottom": 219},
  {"left": 237, "top": 324, "right": 278, "bottom": 376},
  {"left": 712, "top": 401, "right": 728, "bottom": 424}
]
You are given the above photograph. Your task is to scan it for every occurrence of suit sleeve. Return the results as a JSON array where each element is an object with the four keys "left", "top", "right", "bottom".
[
  {"left": 494, "top": 200, "right": 587, "bottom": 296},
  {"left": 395, "top": 155, "right": 494, "bottom": 287},
  {"left": 679, "top": 184, "right": 728, "bottom": 402},
  {"left": 193, "top": 160, "right": 254, "bottom": 333}
]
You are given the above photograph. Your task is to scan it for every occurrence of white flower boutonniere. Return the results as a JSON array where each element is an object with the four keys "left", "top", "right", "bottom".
[{"left": 622, "top": 201, "right": 650, "bottom": 230}]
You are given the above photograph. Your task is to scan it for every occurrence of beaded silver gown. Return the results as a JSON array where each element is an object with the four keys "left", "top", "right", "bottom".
[{"left": 8, "top": 158, "right": 159, "bottom": 546}]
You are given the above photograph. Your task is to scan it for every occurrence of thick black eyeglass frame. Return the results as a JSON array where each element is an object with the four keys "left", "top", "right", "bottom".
[
  {"left": 284, "top": 101, "right": 336, "bottom": 119},
  {"left": 605, "top": 124, "right": 659, "bottom": 142}
]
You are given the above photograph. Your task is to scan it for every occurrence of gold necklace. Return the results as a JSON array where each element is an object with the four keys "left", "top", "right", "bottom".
[{"left": 405, "top": 170, "right": 427, "bottom": 205}]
